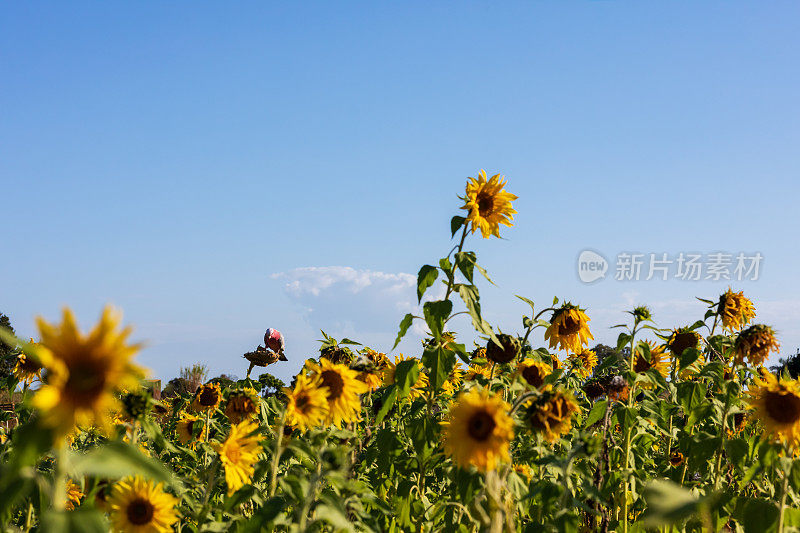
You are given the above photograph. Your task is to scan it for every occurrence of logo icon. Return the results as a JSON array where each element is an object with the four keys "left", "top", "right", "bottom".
[{"left": 577, "top": 250, "right": 608, "bottom": 283}]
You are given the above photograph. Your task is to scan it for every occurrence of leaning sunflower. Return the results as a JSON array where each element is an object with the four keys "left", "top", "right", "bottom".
[
  {"left": 175, "top": 414, "right": 204, "bottom": 446},
  {"left": 748, "top": 373, "right": 800, "bottom": 447},
  {"left": 544, "top": 304, "right": 594, "bottom": 354},
  {"left": 734, "top": 324, "right": 780, "bottom": 367},
  {"left": 464, "top": 363, "right": 492, "bottom": 382},
  {"left": 633, "top": 341, "right": 669, "bottom": 377},
  {"left": 224, "top": 387, "right": 260, "bottom": 424},
  {"left": 516, "top": 359, "right": 551, "bottom": 388},
  {"left": 718, "top": 288, "right": 756, "bottom": 332},
  {"left": 525, "top": 388, "right": 581, "bottom": 443},
  {"left": 307, "top": 359, "right": 368, "bottom": 427},
  {"left": 382, "top": 355, "right": 429, "bottom": 401},
  {"left": 191, "top": 383, "right": 222, "bottom": 413},
  {"left": 13, "top": 350, "right": 43, "bottom": 385},
  {"left": 214, "top": 419, "right": 264, "bottom": 495},
  {"left": 665, "top": 328, "right": 703, "bottom": 358},
  {"left": 460, "top": 170, "right": 518, "bottom": 239},
  {"left": 284, "top": 373, "right": 329, "bottom": 432},
  {"left": 568, "top": 349, "right": 597, "bottom": 378},
  {"left": 32, "top": 306, "right": 145, "bottom": 438},
  {"left": 442, "top": 388, "right": 514, "bottom": 471},
  {"left": 108, "top": 476, "right": 179, "bottom": 532}
]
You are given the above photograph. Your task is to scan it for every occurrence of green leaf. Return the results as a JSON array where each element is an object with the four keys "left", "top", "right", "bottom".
[
  {"left": 39, "top": 509, "right": 109, "bottom": 533},
  {"left": 640, "top": 480, "right": 703, "bottom": 527},
  {"left": 65, "top": 441, "right": 180, "bottom": 489},
  {"left": 584, "top": 400, "right": 608, "bottom": 428},
  {"left": 240, "top": 496, "right": 287, "bottom": 532},
  {"left": 423, "top": 300, "right": 452, "bottom": 339},
  {"left": 392, "top": 313, "right": 414, "bottom": 350},
  {"left": 516, "top": 295, "right": 535, "bottom": 316},
  {"left": 395, "top": 360, "right": 420, "bottom": 397},
  {"left": 677, "top": 382, "right": 707, "bottom": 413},
  {"left": 454, "top": 251, "right": 476, "bottom": 284},
  {"left": 679, "top": 347, "right": 701, "bottom": 370},
  {"left": 740, "top": 498, "right": 779, "bottom": 533},
  {"left": 417, "top": 265, "right": 439, "bottom": 303},
  {"left": 451, "top": 215, "right": 467, "bottom": 237},
  {"left": 375, "top": 386, "right": 398, "bottom": 424},
  {"left": 456, "top": 285, "right": 498, "bottom": 345},
  {"left": 422, "top": 346, "right": 456, "bottom": 391}
]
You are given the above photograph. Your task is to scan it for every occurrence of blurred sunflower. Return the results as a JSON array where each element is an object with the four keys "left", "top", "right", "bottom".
[
  {"left": 718, "top": 288, "right": 756, "bottom": 332},
  {"left": 526, "top": 389, "right": 580, "bottom": 443},
  {"left": 13, "top": 351, "right": 42, "bottom": 385},
  {"left": 191, "top": 383, "right": 222, "bottom": 413},
  {"left": 748, "top": 373, "right": 800, "bottom": 446},
  {"left": 108, "top": 476, "right": 179, "bottom": 532},
  {"left": 363, "top": 348, "right": 390, "bottom": 370},
  {"left": 32, "top": 306, "right": 145, "bottom": 438},
  {"left": 382, "top": 355, "right": 429, "bottom": 401},
  {"left": 544, "top": 304, "right": 594, "bottom": 354},
  {"left": 285, "top": 373, "right": 329, "bottom": 432},
  {"left": 464, "top": 363, "right": 491, "bottom": 382},
  {"left": 175, "top": 414, "right": 204, "bottom": 446},
  {"left": 356, "top": 371, "right": 383, "bottom": 392},
  {"left": 214, "top": 419, "right": 264, "bottom": 495},
  {"left": 442, "top": 388, "right": 514, "bottom": 471},
  {"left": 516, "top": 359, "right": 551, "bottom": 388},
  {"left": 734, "top": 325, "right": 780, "bottom": 367},
  {"left": 225, "top": 388, "right": 260, "bottom": 424},
  {"left": 460, "top": 170, "right": 518, "bottom": 239},
  {"left": 513, "top": 463, "right": 533, "bottom": 481},
  {"left": 633, "top": 341, "right": 669, "bottom": 377},
  {"left": 669, "top": 451, "right": 684, "bottom": 467},
  {"left": 308, "top": 359, "right": 368, "bottom": 427},
  {"left": 568, "top": 349, "right": 597, "bottom": 378},
  {"left": 65, "top": 479, "right": 83, "bottom": 511}
]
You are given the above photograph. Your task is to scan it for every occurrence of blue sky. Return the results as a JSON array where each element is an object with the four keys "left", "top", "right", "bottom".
[{"left": 2, "top": 2, "right": 799, "bottom": 384}]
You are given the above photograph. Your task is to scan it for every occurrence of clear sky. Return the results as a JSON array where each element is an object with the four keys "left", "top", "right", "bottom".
[{"left": 2, "top": 2, "right": 799, "bottom": 384}]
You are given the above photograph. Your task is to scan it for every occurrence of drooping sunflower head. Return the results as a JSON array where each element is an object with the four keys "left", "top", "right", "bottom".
[
  {"left": 13, "top": 350, "right": 43, "bottom": 385},
  {"left": 525, "top": 388, "right": 580, "bottom": 443},
  {"left": 606, "top": 375, "right": 629, "bottom": 402},
  {"left": 213, "top": 419, "right": 264, "bottom": 495},
  {"left": 485, "top": 334, "right": 521, "bottom": 364},
  {"left": 633, "top": 341, "right": 669, "bottom": 377},
  {"left": 544, "top": 304, "right": 594, "bottom": 354},
  {"left": 666, "top": 328, "right": 703, "bottom": 358},
  {"left": 381, "top": 355, "right": 429, "bottom": 401},
  {"left": 65, "top": 479, "right": 84, "bottom": 511},
  {"left": 121, "top": 389, "right": 151, "bottom": 421},
  {"left": 307, "top": 358, "right": 368, "bottom": 427},
  {"left": 718, "top": 288, "right": 756, "bottom": 332},
  {"left": 362, "top": 348, "right": 390, "bottom": 371},
  {"left": 582, "top": 377, "right": 607, "bottom": 401},
  {"left": 735, "top": 325, "right": 780, "bottom": 368},
  {"left": 284, "top": 373, "right": 329, "bottom": 432},
  {"left": 191, "top": 383, "right": 222, "bottom": 413},
  {"left": 175, "top": 414, "right": 204, "bottom": 446},
  {"left": 320, "top": 345, "right": 354, "bottom": 365},
  {"left": 32, "top": 306, "right": 146, "bottom": 438},
  {"left": 460, "top": 170, "right": 518, "bottom": 239},
  {"left": 748, "top": 373, "right": 800, "bottom": 446},
  {"left": 108, "top": 476, "right": 179, "bottom": 532},
  {"left": 516, "top": 359, "right": 551, "bottom": 388},
  {"left": 442, "top": 387, "right": 514, "bottom": 471},
  {"left": 224, "top": 388, "right": 260, "bottom": 424},
  {"left": 568, "top": 349, "right": 597, "bottom": 378},
  {"left": 356, "top": 371, "right": 383, "bottom": 392},
  {"left": 471, "top": 346, "right": 487, "bottom": 361}
]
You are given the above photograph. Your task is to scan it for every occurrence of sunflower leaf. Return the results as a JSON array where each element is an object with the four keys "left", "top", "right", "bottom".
[
  {"left": 417, "top": 265, "right": 439, "bottom": 303},
  {"left": 422, "top": 346, "right": 456, "bottom": 391},
  {"left": 392, "top": 313, "right": 414, "bottom": 351},
  {"left": 451, "top": 215, "right": 467, "bottom": 237},
  {"left": 584, "top": 400, "right": 608, "bottom": 428},
  {"left": 394, "top": 360, "right": 420, "bottom": 398},
  {"left": 423, "top": 300, "right": 453, "bottom": 339},
  {"left": 65, "top": 441, "right": 181, "bottom": 489},
  {"left": 375, "top": 386, "right": 398, "bottom": 424}
]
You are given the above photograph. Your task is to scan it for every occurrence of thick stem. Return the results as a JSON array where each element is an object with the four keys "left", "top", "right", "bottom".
[
  {"left": 778, "top": 468, "right": 789, "bottom": 533},
  {"left": 268, "top": 408, "right": 287, "bottom": 497}
]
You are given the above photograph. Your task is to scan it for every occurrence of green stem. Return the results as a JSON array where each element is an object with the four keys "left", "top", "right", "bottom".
[
  {"left": 444, "top": 224, "right": 469, "bottom": 302},
  {"left": 778, "top": 466, "right": 789, "bottom": 533},
  {"left": 712, "top": 402, "right": 730, "bottom": 490},
  {"left": 268, "top": 408, "right": 287, "bottom": 497},
  {"left": 195, "top": 459, "right": 219, "bottom": 527},
  {"left": 297, "top": 462, "right": 323, "bottom": 531}
]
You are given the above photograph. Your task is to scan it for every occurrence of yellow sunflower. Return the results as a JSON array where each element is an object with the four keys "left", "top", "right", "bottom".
[
  {"left": 464, "top": 363, "right": 492, "bottom": 382},
  {"left": 669, "top": 451, "right": 684, "bottom": 467},
  {"left": 356, "top": 371, "right": 383, "bottom": 392},
  {"left": 32, "top": 306, "right": 145, "bottom": 438},
  {"left": 526, "top": 389, "right": 580, "bottom": 443},
  {"left": 441, "top": 362, "right": 465, "bottom": 396},
  {"left": 513, "top": 463, "right": 533, "bottom": 481},
  {"left": 544, "top": 304, "right": 594, "bottom": 354},
  {"left": 633, "top": 341, "right": 669, "bottom": 377},
  {"left": 460, "top": 170, "right": 518, "bottom": 239},
  {"left": 108, "top": 476, "right": 179, "bottom": 532},
  {"left": 485, "top": 334, "right": 521, "bottom": 364},
  {"left": 734, "top": 325, "right": 780, "bottom": 368},
  {"left": 214, "top": 419, "right": 264, "bottom": 495},
  {"left": 13, "top": 350, "right": 43, "bottom": 385},
  {"left": 284, "top": 373, "right": 329, "bottom": 432},
  {"left": 442, "top": 388, "right": 514, "bottom": 471},
  {"left": 224, "top": 388, "right": 260, "bottom": 424},
  {"left": 175, "top": 414, "right": 204, "bottom": 446},
  {"left": 191, "top": 383, "right": 222, "bottom": 413},
  {"left": 65, "top": 479, "right": 83, "bottom": 511},
  {"left": 568, "top": 349, "right": 597, "bottom": 378},
  {"left": 718, "top": 288, "right": 756, "bottom": 332},
  {"left": 748, "top": 373, "right": 800, "bottom": 446},
  {"left": 516, "top": 359, "right": 551, "bottom": 388},
  {"left": 382, "top": 355, "right": 429, "bottom": 401},
  {"left": 363, "top": 348, "right": 390, "bottom": 371},
  {"left": 307, "top": 359, "right": 368, "bottom": 427}
]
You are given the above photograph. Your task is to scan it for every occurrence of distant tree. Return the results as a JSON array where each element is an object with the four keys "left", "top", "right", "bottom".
[
  {"left": 770, "top": 349, "right": 800, "bottom": 379},
  {"left": 258, "top": 372, "right": 286, "bottom": 399},
  {"left": 209, "top": 373, "right": 238, "bottom": 388},
  {"left": 162, "top": 363, "right": 209, "bottom": 398},
  {"left": 0, "top": 312, "right": 19, "bottom": 380}
]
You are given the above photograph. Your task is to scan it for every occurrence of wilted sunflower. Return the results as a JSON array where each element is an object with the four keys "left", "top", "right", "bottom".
[
  {"left": 544, "top": 304, "right": 594, "bottom": 354},
  {"left": 568, "top": 349, "right": 597, "bottom": 378},
  {"left": 460, "top": 170, "right": 518, "bottom": 239},
  {"left": 718, "top": 288, "right": 756, "bottom": 332},
  {"left": 516, "top": 359, "right": 551, "bottom": 388},
  {"left": 33, "top": 306, "right": 145, "bottom": 437},
  {"left": 191, "top": 383, "right": 222, "bottom": 413},
  {"left": 382, "top": 355, "right": 429, "bottom": 401},
  {"left": 175, "top": 414, "right": 204, "bottom": 446},
  {"left": 666, "top": 328, "right": 703, "bottom": 358},
  {"left": 735, "top": 325, "right": 780, "bottom": 367},
  {"left": 442, "top": 388, "right": 514, "bottom": 471},
  {"left": 13, "top": 351, "right": 42, "bottom": 385},
  {"left": 486, "top": 334, "right": 520, "bottom": 364},
  {"left": 214, "top": 419, "right": 264, "bottom": 495},
  {"left": 748, "top": 373, "right": 800, "bottom": 446},
  {"left": 284, "top": 373, "right": 329, "bottom": 432},
  {"left": 363, "top": 348, "right": 390, "bottom": 371},
  {"left": 633, "top": 341, "right": 669, "bottom": 377},
  {"left": 525, "top": 389, "right": 580, "bottom": 443},
  {"left": 225, "top": 388, "right": 260, "bottom": 424},
  {"left": 729, "top": 412, "right": 748, "bottom": 436},
  {"left": 108, "top": 476, "right": 179, "bottom": 532},
  {"left": 65, "top": 479, "right": 83, "bottom": 511},
  {"left": 308, "top": 359, "right": 368, "bottom": 427},
  {"left": 669, "top": 451, "right": 685, "bottom": 467}
]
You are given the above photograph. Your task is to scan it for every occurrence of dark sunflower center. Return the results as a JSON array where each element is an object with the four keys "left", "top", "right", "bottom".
[
  {"left": 558, "top": 315, "right": 581, "bottom": 336},
  {"left": 669, "top": 452, "right": 683, "bottom": 466},
  {"left": 296, "top": 393, "right": 310, "bottom": 411},
  {"left": 321, "top": 370, "right": 344, "bottom": 400},
  {"left": 467, "top": 410, "right": 496, "bottom": 441},
  {"left": 65, "top": 362, "right": 108, "bottom": 405},
  {"left": 199, "top": 387, "right": 219, "bottom": 406},
  {"left": 126, "top": 498, "right": 154, "bottom": 525},
  {"left": 476, "top": 192, "right": 494, "bottom": 217},
  {"left": 21, "top": 357, "right": 41, "bottom": 373},
  {"left": 670, "top": 332, "right": 698, "bottom": 355},
  {"left": 764, "top": 391, "right": 800, "bottom": 425},
  {"left": 522, "top": 365, "right": 544, "bottom": 387},
  {"left": 634, "top": 354, "right": 652, "bottom": 373}
]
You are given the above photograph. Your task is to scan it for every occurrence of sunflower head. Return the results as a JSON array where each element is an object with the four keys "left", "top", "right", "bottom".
[
  {"left": 442, "top": 388, "right": 514, "bottom": 471},
  {"left": 307, "top": 359, "right": 368, "bottom": 427},
  {"left": 13, "top": 351, "right": 43, "bottom": 385},
  {"left": 632, "top": 306, "right": 652, "bottom": 323},
  {"left": 735, "top": 325, "right": 780, "bottom": 368},
  {"left": 633, "top": 341, "right": 669, "bottom": 377},
  {"left": 666, "top": 328, "right": 703, "bottom": 358},
  {"left": 568, "top": 349, "right": 597, "bottom": 378},
  {"left": 320, "top": 345, "right": 354, "bottom": 365},
  {"left": 544, "top": 304, "right": 594, "bottom": 353},
  {"left": 486, "top": 334, "right": 521, "bottom": 364},
  {"left": 441, "top": 362, "right": 465, "bottom": 396},
  {"left": 464, "top": 363, "right": 492, "bottom": 382},
  {"left": 176, "top": 414, "right": 205, "bottom": 446},
  {"left": 284, "top": 373, "right": 329, "bottom": 432},
  {"left": 362, "top": 348, "right": 390, "bottom": 371},
  {"left": 525, "top": 389, "right": 580, "bottom": 443},
  {"left": 669, "top": 451, "right": 685, "bottom": 467},
  {"left": 582, "top": 377, "right": 606, "bottom": 401},
  {"left": 516, "top": 359, "right": 551, "bottom": 388},
  {"left": 606, "top": 375, "right": 629, "bottom": 402},
  {"left": 513, "top": 463, "right": 533, "bottom": 481},
  {"left": 121, "top": 389, "right": 151, "bottom": 421},
  {"left": 108, "top": 476, "right": 179, "bottom": 531},
  {"left": 214, "top": 419, "right": 265, "bottom": 495},
  {"left": 381, "top": 355, "right": 429, "bottom": 401},
  {"left": 65, "top": 479, "right": 84, "bottom": 511},
  {"left": 225, "top": 388, "right": 260, "bottom": 424},
  {"left": 460, "top": 170, "right": 518, "bottom": 239},
  {"left": 748, "top": 373, "right": 800, "bottom": 446},
  {"left": 718, "top": 288, "right": 756, "bottom": 332},
  {"left": 191, "top": 383, "right": 222, "bottom": 413}
]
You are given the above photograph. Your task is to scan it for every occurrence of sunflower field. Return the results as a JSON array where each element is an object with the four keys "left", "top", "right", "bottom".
[{"left": 2, "top": 171, "right": 800, "bottom": 533}]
